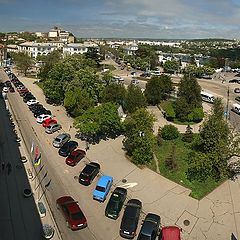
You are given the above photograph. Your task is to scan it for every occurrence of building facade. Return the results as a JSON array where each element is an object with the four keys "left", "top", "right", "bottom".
[{"left": 63, "top": 43, "right": 99, "bottom": 56}]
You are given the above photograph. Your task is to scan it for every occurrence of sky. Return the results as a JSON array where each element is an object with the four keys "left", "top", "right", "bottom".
[{"left": 0, "top": 0, "right": 240, "bottom": 39}]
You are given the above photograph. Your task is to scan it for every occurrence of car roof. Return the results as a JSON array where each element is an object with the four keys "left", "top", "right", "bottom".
[
  {"left": 82, "top": 162, "right": 99, "bottom": 174},
  {"left": 56, "top": 133, "right": 70, "bottom": 139},
  {"left": 140, "top": 221, "right": 157, "bottom": 236},
  {"left": 97, "top": 175, "right": 113, "bottom": 187},
  {"left": 162, "top": 226, "right": 181, "bottom": 240}
]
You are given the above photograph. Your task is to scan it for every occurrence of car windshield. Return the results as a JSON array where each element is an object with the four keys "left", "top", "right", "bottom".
[
  {"left": 55, "top": 138, "right": 61, "bottom": 142},
  {"left": 71, "top": 211, "right": 84, "bottom": 220},
  {"left": 138, "top": 234, "right": 150, "bottom": 240},
  {"left": 96, "top": 186, "right": 105, "bottom": 192}
]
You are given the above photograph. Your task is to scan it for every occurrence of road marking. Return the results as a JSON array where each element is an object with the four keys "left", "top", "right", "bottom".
[{"left": 118, "top": 182, "right": 138, "bottom": 189}]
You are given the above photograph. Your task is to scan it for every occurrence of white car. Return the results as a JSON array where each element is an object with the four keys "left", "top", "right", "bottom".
[
  {"left": 3, "top": 87, "right": 8, "bottom": 93},
  {"left": 27, "top": 99, "right": 39, "bottom": 106},
  {"left": 36, "top": 114, "right": 52, "bottom": 124}
]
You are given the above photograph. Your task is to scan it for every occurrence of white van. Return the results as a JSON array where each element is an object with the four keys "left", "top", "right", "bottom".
[{"left": 232, "top": 103, "right": 240, "bottom": 115}]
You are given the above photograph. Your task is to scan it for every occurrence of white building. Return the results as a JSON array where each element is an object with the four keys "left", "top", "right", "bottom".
[
  {"left": 18, "top": 42, "right": 61, "bottom": 58},
  {"left": 7, "top": 44, "right": 18, "bottom": 53},
  {"left": 63, "top": 43, "right": 99, "bottom": 56},
  {"left": 123, "top": 43, "right": 138, "bottom": 55}
]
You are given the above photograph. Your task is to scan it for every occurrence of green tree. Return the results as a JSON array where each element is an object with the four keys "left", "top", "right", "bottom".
[
  {"left": 177, "top": 73, "right": 202, "bottom": 110},
  {"left": 160, "top": 125, "right": 180, "bottom": 140},
  {"left": 163, "top": 60, "right": 179, "bottom": 73},
  {"left": 84, "top": 47, "right": 101, "bottom": 66},
  {"left": 12, "top": 52, "right": 33, "bottom": 76},
  {"left": 102, "top": 83, "right": 127, "bottom": 105},
  {"left": 187, "top": 98, "right": 235, "bottom": 181},
  {"left": 145, "top": 74, "right": 173, "bottom": 105},
  {"left": 64, "top": 88, "right": 94, "bottom": 117},
  {"left": 74, "top": 103, "right": 122, "bottom": 139},
  {"left": 124, "top": 84, "right": 147, "bottom": 113},
  {"left": 123, "top": 108, "right": 155, "bottom": 165},
  {"left": 174, "top": 98, "right": 191, "bottom": 122}
]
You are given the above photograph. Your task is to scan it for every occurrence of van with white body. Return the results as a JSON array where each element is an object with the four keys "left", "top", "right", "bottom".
[
  {"left": 231, "top": 103, "right": 240, "bottom": 115},
  {"left": 201, "top": 91, "right": 215, "bottom": 103}
]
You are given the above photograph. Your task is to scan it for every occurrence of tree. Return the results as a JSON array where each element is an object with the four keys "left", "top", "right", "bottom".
[
  {"left": 145, "top": 75, "right": 173, "bottom": 105},
  {"left": 102, "top": 83, "right": 127, "bottom": 105},
  {"left": 177, "top": 73, "right": 202, "bottom": 110},
  {"left": 160, "top": 125, "right": 180, "bottom": 140},
  {"left": 187, "top": 98, "right": 238, "bottom": 181},
  {"left": 124, "top": 84, "right": 147, "bottom": 113},
  {"left": 12, "top": 52, "right": 33, "bottom": 76},
  {"left": 74, "top": 103, "right": 122, "bottom": 140},
  {"left": 84, "top": 47, "right": 101, "bottom": 66},
  {"left": 64, "top": 88, "right": 94, "bottom": 117},
  {"left": 174, "top": 97, "right": 191, "bottom": 122},
  {"left": 123, "top": 108, "right": 155, "bottom": 165},
  {"left": 163, "top": 60, "right": 179, "bottom": 73},
  {"left": 37, "top": 50, "right": 62, "bottom": 80}
]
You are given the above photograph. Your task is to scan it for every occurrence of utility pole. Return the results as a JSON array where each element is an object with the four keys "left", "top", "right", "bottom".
[{"left": 226, "top": 86, "right": 230, "bottom": 120}]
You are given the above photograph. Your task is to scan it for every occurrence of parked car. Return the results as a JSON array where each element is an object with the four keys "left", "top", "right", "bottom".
[
  {"left": 120, "top": 199, "right": 142, "bottom": 239},
  {"left": 79, "top": 162, "right": 100, "bottom": 186},
  {"left": 229, "top": 79, "right": 240, "bottom": 84},
  {"left": 58, "top": 141, "right": 78, "bottom": 157},
  {"left": 66, "top": 149, "right": 86, "bottom": 166},
  {"left": 56, "top": 196, "right": 87, "bottom": 230},
  {"left": 45, "top": 123, "right": 62, "bottom": 134},
  {"left": 36, "top": 114, "right": 52, "bottom": 123},
  {"left": 29, "top": 103, "right": 43, "bottom": 112},
  {"left": 235, "top": 96, "right": 240, "bottom": 102},
  {"left": 23, "top": 94, "right": 35, "bottom": 102},
  {"left": 137, "top": 213, "right": 161, "bottom": 240},
  {"left": 53, "top": 133, "right": 71, "bottom": 148},
  {"left": 2, "top": 87, "right": 8, "bottom": 93},
  {"left": 34, "top": 109, "right": 51, "bottom": 118},
  {"left": 105, "top": 187, "right": 127, "bottom": 220},
  {"left": 160, "top": 226, "right": 181, "bottom": 240},
  {"left": 234, "top": 88, "right": 240, "bottom": 93},
  {"left": 27, "top": 99, "right": 39, "bottom": 106},
  {"left": 93, "top": 175, "right": 113, "bottom": 202},
  {"left": 42, "top": 118, "right": 57, "bottom": 127},
  {"left": 131, "top": 79, "right": 139, "bottom": 85}
]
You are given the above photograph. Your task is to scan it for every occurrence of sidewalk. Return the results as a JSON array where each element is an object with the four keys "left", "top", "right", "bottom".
[{"left": 18, "top": 74, "right": 240, "bottom": 240}]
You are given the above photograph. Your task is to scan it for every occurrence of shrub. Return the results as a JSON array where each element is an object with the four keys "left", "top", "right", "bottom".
[
  {"left": 187, "top": 107, "right": 204, "bottom": 123},
  {"left": 182, "top": 125, "right": 194, "bottom": 143},
  {"left": 161, "top": 124, "right": 180, "bottom": 140},
  {"left": 165, "top": 144, "right": 178, "bottom": 171}
]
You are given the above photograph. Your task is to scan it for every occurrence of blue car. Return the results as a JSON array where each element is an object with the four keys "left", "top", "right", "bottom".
[{"left": 93, "top": 175, "right": 113, "bottom": 202}]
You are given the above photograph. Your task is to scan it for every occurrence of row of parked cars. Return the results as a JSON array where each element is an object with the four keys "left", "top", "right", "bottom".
[{"left": 4, "top": 68, "right": 181, "bottom": 239}]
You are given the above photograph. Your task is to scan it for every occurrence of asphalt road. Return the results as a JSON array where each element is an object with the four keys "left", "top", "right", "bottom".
[{"left": 0, "top": 69, "right": 129, "bottom": 240}]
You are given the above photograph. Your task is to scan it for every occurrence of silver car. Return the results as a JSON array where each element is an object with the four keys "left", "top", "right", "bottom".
[
  {"left": 53, "top": 133, "right": 71, "bottom": 148},
  {"left": 45, "top": 123, "right": 61, "bottom": 134}
]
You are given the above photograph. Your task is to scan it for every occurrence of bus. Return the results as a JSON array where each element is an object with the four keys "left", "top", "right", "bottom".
[{"left": 200, "top": 91, "right": 215, "bottom": 103}]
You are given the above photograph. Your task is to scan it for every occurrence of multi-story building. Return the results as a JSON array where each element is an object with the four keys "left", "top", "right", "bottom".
[
  {"left": 0, "top": 44, "right": 6, "bottom": 66},
  {"left": 63, "top": 43, "right": 99, "bottom": 56},
  {"left": 18, "top": 42, "right": 62, "bottom": 58}
]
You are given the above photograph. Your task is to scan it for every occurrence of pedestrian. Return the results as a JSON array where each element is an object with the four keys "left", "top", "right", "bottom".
[
  {"left": 85, "top": 141, "right": 90, "bottom": 152},
  {"left": 1, "top": 161, "right": 5, "bottom": 171},
  {"left": 6, "top": 162, "right": 12, "bottom": 175}
]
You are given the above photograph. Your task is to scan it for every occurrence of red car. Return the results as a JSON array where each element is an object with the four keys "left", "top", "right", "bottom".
[
  {"left": 56, "top": 196, "right": 87, "bottom": 230},
  {"left": 161, "top": 226, "right": 181, "bottom": 240},
  {"left": 66, "top": 149, "right": 86, "bottom": 166},
  {"left": 42, "top": 118, "right": 57, "bottom": 127}
]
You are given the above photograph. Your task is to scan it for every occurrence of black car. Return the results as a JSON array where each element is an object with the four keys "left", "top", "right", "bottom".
[
  {"left": 120, "top": 199, "right": 142, "bottom": 239},
  {"left": 34, "top": 109, "right": 51, "bottom": 118},
  {"left": 235, "top": 96, "right": 240, "bottom": 102},
  {"left": 23, "top": 94, "right": 35, "bottom": 102},
  {"left": 58, "top": 141, "right": 78, "bottom": 157},
  {"left": 105, "top": 187, "right": 127, "bottom": 220},
  {"left": 229, "top": 79, "right": 240, "bottom": 84},
  {"left": 137, "top": 213, "right": 161, "bottom": 240},
  {"left": 79, "top": 162, "right": 100, "bottom": 186},
  {"left": 29, "top": 104, "right": 44, "bottom": 112}
]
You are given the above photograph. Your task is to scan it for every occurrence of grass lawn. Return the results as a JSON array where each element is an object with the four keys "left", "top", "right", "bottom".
[{"left": 154, "top": 137, "right": 225, "bottom": 199}]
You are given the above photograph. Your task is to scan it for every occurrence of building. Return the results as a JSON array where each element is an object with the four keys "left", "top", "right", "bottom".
[
  {"left": 18, "top": 42, "right": 61, "bottom": 58},
  {"left": 7, "top": 44, "right": 18, "bottom": 53},
  {"left": 48, "top": 27, "right": 74, "bottom": 44},
  {"left": 123, "top": 43, "right": 138, "bottom": 55},
  {"left": 63, "top": 43, "right": 99, "bottom": 56},
  {"left": 0, "top": 44, "right": 7, "bottom": 66}
]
